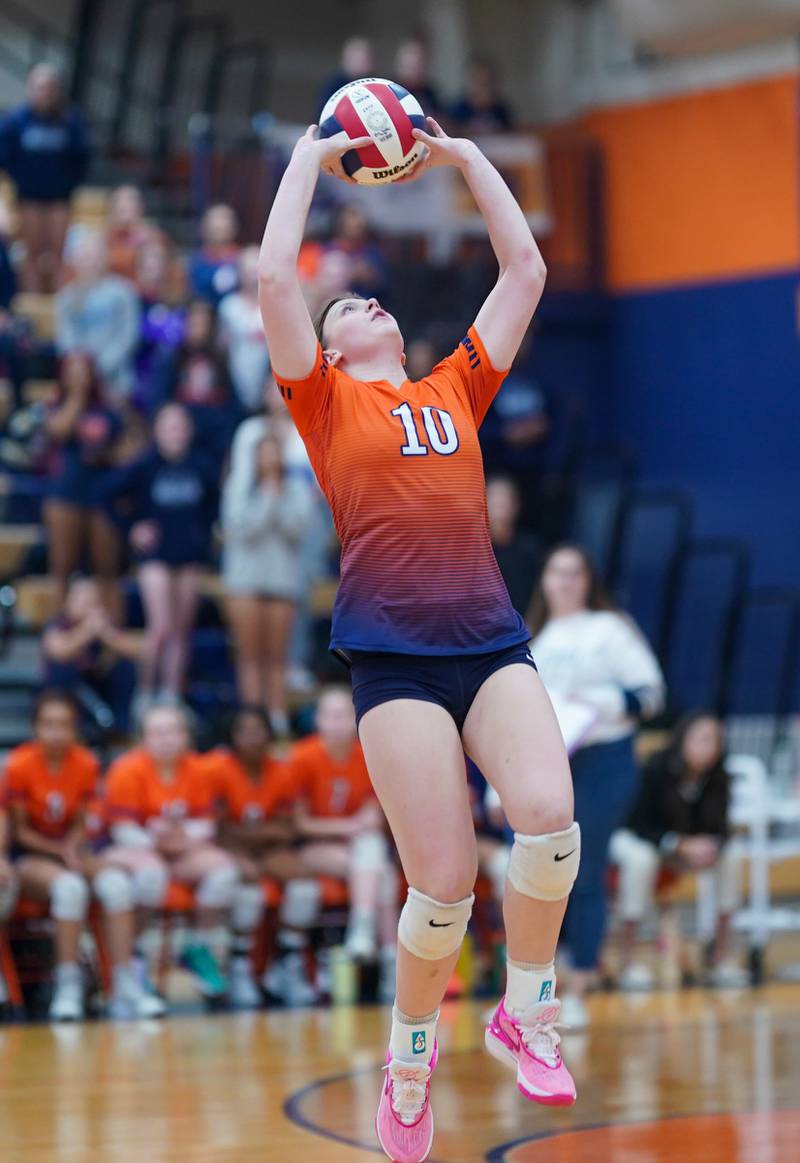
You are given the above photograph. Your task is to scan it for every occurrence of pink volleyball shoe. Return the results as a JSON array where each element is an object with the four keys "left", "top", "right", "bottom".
[
  {"left": 375, "top": 1042, "right": 438, "bottom": 1162},
  {"left": 484, "top": 997, "right": 576, "bottom": 1106}
]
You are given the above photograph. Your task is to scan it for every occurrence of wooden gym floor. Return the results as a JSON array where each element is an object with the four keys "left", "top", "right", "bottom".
[{"left": 1, "top": 986, "right": 799, "bottom": 1161}]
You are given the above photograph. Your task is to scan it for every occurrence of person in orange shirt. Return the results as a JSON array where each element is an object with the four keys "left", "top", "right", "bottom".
[
  {"left": 264, "top": 686, "right": 398, "bottom": 1007},
  {"left": 259, "top": 117, "right": 578, "bottom": 1157},
  {"left": 103, "top": 702, "right": 239, "bottom": 1001},
  {"left": 203, "top": 706, "right": 294, "bottom": 1008},
  {"left": 6, "top": 690, "right": 162, "bottom": 1021},
  {"left": 0, "top": 776, "right": 19, "bottom": 1008}
]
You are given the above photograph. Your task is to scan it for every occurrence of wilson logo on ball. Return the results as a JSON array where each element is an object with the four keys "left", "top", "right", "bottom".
[{"left": 319, "top": 77, "right": 426, "bottom": 186}]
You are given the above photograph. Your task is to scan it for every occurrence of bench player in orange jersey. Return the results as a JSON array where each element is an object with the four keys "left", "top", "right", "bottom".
[
  {"left": 0, "top": 773, "right": 19, "bottom": 1007},
  {"left": 103, "top": 702, "right": 239, "bottom": 1002},
  {"left": 259, "top": 117, "right": 579, "bottom": 1161},
  {"left": 5, "top": 690, "right": 163, "bottom": 1021},
  {"left": 201, "top": 705, "right": 294, "bottom": 1008}
]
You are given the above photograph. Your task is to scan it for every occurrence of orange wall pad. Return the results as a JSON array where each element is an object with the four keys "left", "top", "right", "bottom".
[{"left": 583, "top": 74, "right": 800, "bottom": 292}]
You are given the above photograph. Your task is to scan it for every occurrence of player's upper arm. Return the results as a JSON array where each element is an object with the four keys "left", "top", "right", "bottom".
[
  {"left": 473, "top": 262, "right": 545, "bottom": 373},
  {"left": 440, "top": 326, "right": 511, "bottom": 427}
]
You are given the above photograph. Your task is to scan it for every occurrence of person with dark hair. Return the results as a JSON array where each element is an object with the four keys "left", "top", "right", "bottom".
[
  {"left": 202, "top": 706, "right": 294, "bottom": 1007},
  {"left": 104, "top": 402, "right": 218, "bottom": 705},
  {"left": 44, "top": 350, "right": 125, "bottom": 616},
  {"left": 0, "top": 63, "right": 90, "bottom": 291},
  {"left": 610, "top": 712, "right": 746, "bottom": 990},
  {"left": 486, "top": 476, "right": 542, "bottom": 616},
  {"left": 393, "top": 40, "right": 443, "bottom": 120},
  {"left": 188, "top": 204, "right": 240, "bottom": 307},
  {"left": 450, "top": 59, "right": 513, "bottom": 136},
  {"left": 529, "top": 543, "right": 665, "bottom": 1029},
  {"left": 5, "top": 691, "right": 163, "bottom": 1020},
  {"left": 317, "top": 36, "right": 375, "bottom": 112},
  {"left": 42, "top": 576, "right": 141, "bottom": 735},
  {"left": 327, "top": 206, "right": 388, "bottom": 302}
]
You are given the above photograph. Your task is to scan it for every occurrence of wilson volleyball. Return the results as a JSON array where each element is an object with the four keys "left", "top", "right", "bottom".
[{"left": 319, "top": 77, "right": 426, "bottom": 185}]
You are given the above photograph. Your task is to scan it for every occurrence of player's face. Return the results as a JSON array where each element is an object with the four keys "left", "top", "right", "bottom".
[
  {"left": 155, "top": 405, "right": 192, "bottom": 459},
  {"left": 232, "top": 713, "right": 269, "bottom": 759},
  {"left": 541, "top": 549, "right": 590, "bottom": 613},
  {"left": 316, "top": 691, "right": 357, "bottom": 748},
  {"left": 143, "top": 708, "right": 190, "bottom": 763},
  {"left": 323, "top": 298, "right": 403, "bottom": 367},
  {"left": 682, "top": 717, "right": 724, "bottom": 774},
  {"left": 36, "top": 703, "right": 77, "bottom": 753}
]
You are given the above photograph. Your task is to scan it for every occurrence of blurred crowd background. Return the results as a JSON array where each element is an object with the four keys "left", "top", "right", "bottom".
[{"left": 0, "top": 0, "right": 798, "bottom": 1024}]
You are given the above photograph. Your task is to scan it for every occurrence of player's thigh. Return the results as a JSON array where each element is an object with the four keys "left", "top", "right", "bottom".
[
  {"left": 261, "top": 598, "right": 296, "bottom": 659},
  {"left": 226, "top": 595, "right": 263, "bottom": 659},
  {"left": 297, "top": 841, "right": 351, "bottom": 879},
  {"left": 170, "top": 844, "right": 233, "bottom": 885},
  {"left": 358, "top": 698, "right": 477, "bottom": 900},
  {"left": 138, "top": 562, "right": 173, "bottom": 632},
  {"left": 462, "top": 663, "right": 573, "bottom": 835},
  {"left": 100, "top": 846, "right": 164, "bottom": 877},
  {"left": 15, "top": 855, "right": 67, "bottom": 899},
  {"left": 173, "top": 566, "right": 202, "bottom": 633}
]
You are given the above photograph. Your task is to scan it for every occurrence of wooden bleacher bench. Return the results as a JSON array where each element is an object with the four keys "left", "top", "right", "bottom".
[
  {"left": 70, "top": 186, "right": 109, "bottom": 229},
  {"left": 11, "top": 293, "right": 55, "bottom": 342},
  {"left": 0, "top": 525, "right": 44, "bottom": 577},
  {"left": 22, "top": 379, "right": 58, "bottom": 406}
]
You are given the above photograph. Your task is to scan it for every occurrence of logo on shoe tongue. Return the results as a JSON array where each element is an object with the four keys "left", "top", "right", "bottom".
[
  {"left": 539, "top": 980, "right": 553, "bottom": 1001},
  {"left": 412, "top": 1031, "right": 427, "bottom": 1055}
]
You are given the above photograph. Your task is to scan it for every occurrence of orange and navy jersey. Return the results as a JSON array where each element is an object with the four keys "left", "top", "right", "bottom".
[
  {"left": 4, "top": 741, "right": 99, "bottom": 839},
  {"left": 202, "top": 748, "right": 291, "bottom": 824},
  {"left": 104, "top": 748, "right": 214, "bottom": 825},
  {"left": 283, "top": 735, "right": 374, "bottom": 818},
  {"left": 275, "top": 326, "right": 528, "bottom": 655}
]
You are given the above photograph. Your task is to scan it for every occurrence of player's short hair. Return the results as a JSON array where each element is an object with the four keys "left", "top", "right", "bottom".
[
  {"left": 313, "top": 292, "right": 364, "bottom": 347},
  {"left": 33, "top": 688, "right": 79, "bottom": 723}
]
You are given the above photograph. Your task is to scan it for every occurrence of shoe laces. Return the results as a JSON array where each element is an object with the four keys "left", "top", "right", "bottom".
[
  {"left": 385, "top": 1061, "right": 431, "bottom": 1125},
  {"left": 519, "top": 1009, "right": 563, "bottom": 1067}
]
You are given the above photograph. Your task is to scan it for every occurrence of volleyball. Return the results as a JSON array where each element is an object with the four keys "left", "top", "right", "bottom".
[{"left": 318, "top": 77, "right": 426, "bottom": 185}]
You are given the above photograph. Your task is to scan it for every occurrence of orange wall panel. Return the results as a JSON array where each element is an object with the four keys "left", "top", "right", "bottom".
[{"left": 583, "top": 74, "right": 800, "bottom": 292}]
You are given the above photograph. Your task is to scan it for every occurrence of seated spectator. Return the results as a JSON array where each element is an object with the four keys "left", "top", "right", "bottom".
[
  {"left": 404, "top": 336, "right": 437, "bottom": 382},
  {"left": 133, "top": 237, "right": 187, "bottom": 415},
  {"left": 104, "top": 403, "right": 218, "bottom": 705},
  {"left": 221, "top": 429, "right": 314, "bottom": 738},
  {"left": 44, "top": 351, "right": 124, "bottom": 615},
  {"left": 327, "top": 206, "right": 388, "bottom": 302},
  {"left": 0, "top": 63, "right": 90, "bottom": 292},
  {"left": 56, "top": 228, "right": 141, "bottom": 398},
  {"left": 204, "top": 706, "right": 294, "bottom": 1008},
  {"left": 486, "top": 476, "right": 542, "bottom": 617},
  {"left": 188, "top": 204, "right": 240, "bottom": 307},
  {"left": 103, "top": 701, "right": 239, "bottom": 1001},
  {"left": 451, "top": 58, "right": 513, "bottom": 135},
  {"left": 610, "top": 713, "right": 746, "bottom": 990},
  {"left": 263, "top": 687, "right": 398, "bottom": 1006},
  {"left": 151, "top": 299, "right": 240, "bottom": 459},
  {"left": 42, "top": 576, "right": 140, "bottom": 736},
  {"left": 217, "top": 246, "right": 270, "bottom": 413},
  {"left": 303, "top": 248, "right": 354, "bottom": 317},
  {"left": 5, "top": 690, "right": 163, "bottom": 1021},
  {"left": 317, "top": 36, "right": 374, "bottom": 112},
  {"left": 393, "top": 38, "right": 443, "bottom": 119},
  {"left": 105, "top": 185, "right": 161, "bottom": 281},
  {"left": 0, "top": 789, "right": 20, "bottom": 1007},
  {"left": 0, "top": 199, "right": 17, "bottom": 311}
]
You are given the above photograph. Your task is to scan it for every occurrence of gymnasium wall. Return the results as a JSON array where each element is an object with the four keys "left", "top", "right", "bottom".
[{"left": 576, "top": 73, "right": 800, "bottom": 587}]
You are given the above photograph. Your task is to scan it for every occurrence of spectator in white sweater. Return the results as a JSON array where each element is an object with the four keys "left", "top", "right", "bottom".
[
  {"left": 217, "top": 246, "right": 270, "bottom": 413},
  {"left": 221, "top": 425, "right": 314, "bottom": 737},
  {"left": 529, "top": 542, "right": 665, "bottom": 1028}
]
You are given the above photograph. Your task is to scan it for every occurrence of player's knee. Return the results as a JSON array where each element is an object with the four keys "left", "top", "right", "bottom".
[
  {"left": 350, "top": 830, "right": 388, "bottom": 872},
  {"left": 416, "top": 852, "right": 478, "bottom": 905},
  {"left": 94, "top": 867, "right": 135, "bottom": 914},
  {"left": 505, "top": 792, "right": 574, "bottom": 838},
  {"left": 132, "top": 861, "right": 169, "bottom": 909},
  {"left": 279, "top": 878, "right": 321, "bottom": 928},
  {"left": 51, "top": 871, "right": 90, "bottom": 921},
  {"left": 231, "top": 883, "right": 264, "bottom": 932},
  {"left": 398, "top": 886, "right": 474, "bottom": 961},
  {"left": 508, "top": 822, "right": 581, "bottom": 903},
  {"left": 195, "top": 862, "right": 239, "bottom": 910}
]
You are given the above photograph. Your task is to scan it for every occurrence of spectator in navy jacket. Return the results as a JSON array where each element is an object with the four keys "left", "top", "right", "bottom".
[
  {"left": 0, "top": 64, "right": 90, "bottom": 291},
  {"left": 188, "top": 204, "right": 240, "bottom": 308}
]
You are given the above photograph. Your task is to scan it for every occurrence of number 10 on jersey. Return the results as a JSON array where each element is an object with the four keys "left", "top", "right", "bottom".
[{"left": 391, "top": 402, "right": 460, "bottom": 457}]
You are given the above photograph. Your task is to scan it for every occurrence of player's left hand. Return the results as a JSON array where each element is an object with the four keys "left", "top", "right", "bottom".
[{"left": 399, "top": 117, "right": 476, "bottom": 182}]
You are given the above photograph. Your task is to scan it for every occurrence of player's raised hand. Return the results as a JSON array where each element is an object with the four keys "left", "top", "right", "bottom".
[
  {"left": 401, "top": 116, "right": 476, "bottom": 181},
  {"left": 293, "top": 124, "right": 373, "bottom": 184}
]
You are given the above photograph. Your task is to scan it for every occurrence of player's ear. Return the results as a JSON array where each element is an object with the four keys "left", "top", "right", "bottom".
[
  {"left": 400, "top": 351, "right": 406, "bottom": 366},
  {"left": 323, "top": 348, "right": 342, "bottom": 368}
]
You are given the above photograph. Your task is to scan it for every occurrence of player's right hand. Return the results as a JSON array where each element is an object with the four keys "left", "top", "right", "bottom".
[{"left": 294, "top": 124, "right": 372, "bottom": 184}]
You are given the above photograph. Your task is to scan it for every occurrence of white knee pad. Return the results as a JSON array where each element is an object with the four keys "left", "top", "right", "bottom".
[
  {"left": 132, "top": 862, "right": 169, "bottom": 909},
  {"left": 351, "top": 830, "right": 388, "bottom": 871},
  {"left": 397, "top": 887, "right": 474, "bottom": 961},
  {"left": 279, "top": 878, "right": 321, "bottom": 928},
  {"left": 196, "top": 864, "right": 239, "bottom": 910},
  {"left": 94, "top": 867, "right": 135, "bottom": 914},
  {"left": 232, "top": 883, "right": 264, "bottom": 932},
  {"left": 51, "top": 872, "right": 90, "bottom": 921},
  {"left": 0, "top": 876, "right": 19, "bottom": 921},
  {"left": 508, "top": 822, "right": 581, "bottom": 902}
]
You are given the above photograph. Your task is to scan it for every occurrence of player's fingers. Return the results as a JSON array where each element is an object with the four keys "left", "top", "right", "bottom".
[
  {"left": 426, "top": 116, "right": 447, "bottom": 138},
  {"left": 305, "top": 124, "right": 319, "bottom": 139},
  {"left": 412, "top": 128, "right": 437, "bottom": 147}
]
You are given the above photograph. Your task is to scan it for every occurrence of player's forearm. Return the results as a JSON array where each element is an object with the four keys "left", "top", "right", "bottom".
[
  {"left": 459, "top": 145, "right": 545, "bottom": 279},
  {"left": 259, "top": 149, "right": 320, "bottom": 283}
]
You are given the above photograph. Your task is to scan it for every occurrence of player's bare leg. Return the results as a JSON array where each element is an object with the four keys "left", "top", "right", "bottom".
[{"left": 463, "top": 664, "right": 578, "bottom": 1105}]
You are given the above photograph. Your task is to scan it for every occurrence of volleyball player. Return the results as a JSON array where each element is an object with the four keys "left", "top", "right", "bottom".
[{"left": 258, "top": 119, "right": 579, "bottom": 1163}]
